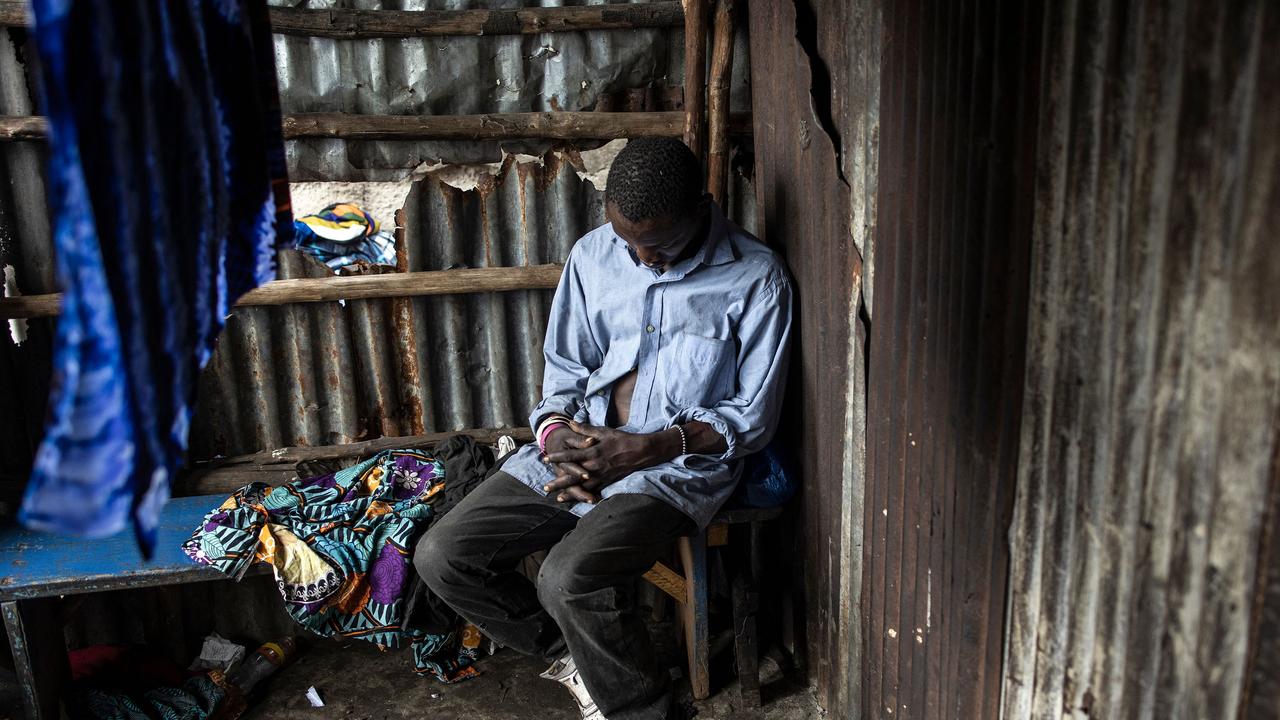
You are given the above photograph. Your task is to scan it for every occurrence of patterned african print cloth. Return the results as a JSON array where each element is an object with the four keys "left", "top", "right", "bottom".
[
  {"left": 184, "top": 450, "right": 483, "bottom": 683},
  {"left": 20, "top": 0, "right": 292, "bottom": 555},
  {"left": 294, "top": 202, "right": 397, "bottom": 271}
]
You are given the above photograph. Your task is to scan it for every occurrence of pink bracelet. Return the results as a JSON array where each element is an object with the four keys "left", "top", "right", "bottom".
[{"left": 538, "top": 419, "right": 570, "bottom": 451}]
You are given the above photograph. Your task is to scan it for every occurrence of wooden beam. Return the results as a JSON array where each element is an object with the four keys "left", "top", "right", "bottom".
[
  {"left": 0, "top": 112, "right": 751, "bottom": 144},
  {"left": 0, "top": 115, "right": 48, "bottom": 141},
  {"left": 682, "top": 0, "right": 709, "bottom": 163},
  {"left": 181, "top": 426, "right": 533, "bottom": 496},
  {"left": 235, "top": 263, "right": 562, "bottom": 306},
  {"left": 0, "top": 264, "right": 563, "bottom": 320},
  {"left": 0, "top": 4, "right": 22, "bottom": 27},
  {"left": 0, "top": 3, "right": 683, "bottom": 38},
  {"left": 706, "top": 0, "right": 736, "bottom": 206},
  {"left": 281, "top": 111, "right": 684, "bottom": 141},
  {"left": 643, "top": 561, "right": 688, "bottom": 603},
  {"left": 0, "top": 292, "right": 58, "bottom": 319},
  {"left": 269, "top": 3, "right": 683, "bottom": 39}
]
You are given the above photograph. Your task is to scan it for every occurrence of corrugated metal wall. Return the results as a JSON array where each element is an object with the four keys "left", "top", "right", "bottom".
[
  {"left": 0, "top": 27, "right": 51, "bottom": 500},
  {"left": 861, "top": 0, "right": 1041, "bottom": 718},
  {"left": 0, "top": 0, "right": 760, "bottom": 658},
  {"left": 1001, "top": 1, "right": 1280, "bottom": 718},
  {"left": 747, "top": 0, "right": 877, "bottom": 713},
  {"left": 1, "top": 0, "right": 759, "bottom": 477}
]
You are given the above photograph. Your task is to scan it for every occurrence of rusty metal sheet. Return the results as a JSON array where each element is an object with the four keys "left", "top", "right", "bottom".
[
  {"left": 1001, "top": 1, "right": 1280, "bottom": 719},
  {"left": 747, "top": 0, "right": 869, "bottom": 713},
  {"left": 862, "top": 0, "right": 1041, "bottom": 718}
]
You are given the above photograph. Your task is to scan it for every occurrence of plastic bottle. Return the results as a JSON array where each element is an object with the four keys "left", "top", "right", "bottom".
[{"left": 227, "top": 637, "right": 297, "bottom": 694}]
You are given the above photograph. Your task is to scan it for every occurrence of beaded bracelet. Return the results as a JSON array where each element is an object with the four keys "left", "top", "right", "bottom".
[{"left": 673, "top": 423, "right": 688, "bottom": 456}]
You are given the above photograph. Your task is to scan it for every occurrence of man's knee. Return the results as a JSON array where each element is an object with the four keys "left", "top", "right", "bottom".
[
  {"left": 414, "top": 524, "right": 464, "bottom": 592},
  {"left": 535, "top": 548, "right": 578, "bottom": 613}
]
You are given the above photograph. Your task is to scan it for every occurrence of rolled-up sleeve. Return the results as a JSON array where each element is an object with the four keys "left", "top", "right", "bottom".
[
  {"left": 529, "top": 249, "right": 602, "bottom": 431},
  {"left": 672, "top": 274, "right": 793, "bottom": 461}
]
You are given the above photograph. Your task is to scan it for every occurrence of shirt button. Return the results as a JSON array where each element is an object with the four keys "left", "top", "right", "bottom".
[{"left": 646, "top": 324, "right": 655, "bottom": 333}]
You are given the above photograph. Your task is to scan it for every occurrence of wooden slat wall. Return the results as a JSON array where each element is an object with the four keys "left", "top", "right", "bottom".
[
  {"left": 863, "top": 1, "right": 1041, "bottom": 719},
  {"left": 1002, "top": 1, "right": 1280, "bottom": 718}
]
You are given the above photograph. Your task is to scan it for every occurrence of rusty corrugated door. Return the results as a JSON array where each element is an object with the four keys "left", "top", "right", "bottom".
[{"left": 863, "top": 0, "right": 1042, "bottom": 718}]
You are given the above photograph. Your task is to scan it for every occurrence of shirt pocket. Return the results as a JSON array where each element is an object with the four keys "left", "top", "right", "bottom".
[{"left": 662, "top": 333, "right": 736, "bottom": 407}]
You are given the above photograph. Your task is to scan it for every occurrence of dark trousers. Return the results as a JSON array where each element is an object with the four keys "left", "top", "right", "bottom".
[{"left": 414, "top": 472, "right": 695, "bottom": 720}]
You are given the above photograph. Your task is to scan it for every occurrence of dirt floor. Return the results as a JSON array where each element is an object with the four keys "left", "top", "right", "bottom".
[
  {"left": 243, "top": 639, "right": 825, "bottom": 720},
  {"left": 0, "top": 637, "right": 823, "bottom": 719}
]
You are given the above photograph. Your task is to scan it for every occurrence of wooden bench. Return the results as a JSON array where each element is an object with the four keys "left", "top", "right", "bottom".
[
  {"left": 0, "top": 495, "right": 257, "bottom": 720},
  {"left": 643, "top": 505, "right": 782, "bottom": 717}
]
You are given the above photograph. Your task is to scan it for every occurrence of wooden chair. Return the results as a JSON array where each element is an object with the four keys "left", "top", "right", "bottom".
[{"left": 643, "top": 505, "right": 781, "bottom": 716}]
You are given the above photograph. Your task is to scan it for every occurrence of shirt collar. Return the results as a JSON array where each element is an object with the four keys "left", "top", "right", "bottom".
[{"left": 700, "top": 202, "right": 736, "bottom": 267}]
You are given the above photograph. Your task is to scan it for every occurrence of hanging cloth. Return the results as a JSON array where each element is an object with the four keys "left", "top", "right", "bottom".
[{"left": 20, "top": 0, "right": 293, "bottom": 555}]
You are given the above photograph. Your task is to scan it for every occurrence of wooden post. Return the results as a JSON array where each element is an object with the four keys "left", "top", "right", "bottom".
[
  {"left": 681, "top": 0, "right": 708, "bottom": 165},
  {"left": 706, "top": 0, "right": 736, "bottom": 206}
]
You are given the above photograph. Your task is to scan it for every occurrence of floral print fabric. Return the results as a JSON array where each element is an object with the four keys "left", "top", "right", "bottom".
[{"left": 184, "top": 449, "right": 480, "bottom": 682}]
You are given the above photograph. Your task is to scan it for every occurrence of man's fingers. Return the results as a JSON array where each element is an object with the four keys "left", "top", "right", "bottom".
[
  {"left": 563, "top": 434, "right": 597, "bottom": 450},
  {"left": 544, "top": 462, "right": 591, "bottom": 491},
  {"left": 559, "top": 461, "right": 590, "bottom": 481},
  {"left": 543, "top": 448, "right": 592, "bottom": 465},
  {"left": 556, "top": 485, "right": 598, "bottom": 504},
  {"left": 569, "top": 421, "right": 607, "bottom": 439}
]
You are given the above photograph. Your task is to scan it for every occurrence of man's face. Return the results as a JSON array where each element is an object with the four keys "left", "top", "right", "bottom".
[{"left": 606, "top": 199, "right": 708, "bottom": 271}]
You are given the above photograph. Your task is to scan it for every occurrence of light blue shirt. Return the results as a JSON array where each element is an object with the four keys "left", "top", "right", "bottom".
[{"left": 501, "top": 204, "right": 793, "bottom": 528}]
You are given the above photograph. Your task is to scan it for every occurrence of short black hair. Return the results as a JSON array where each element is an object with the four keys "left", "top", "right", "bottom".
[{"left": 604, "top": 137, "right": 703, "bottom": 222}]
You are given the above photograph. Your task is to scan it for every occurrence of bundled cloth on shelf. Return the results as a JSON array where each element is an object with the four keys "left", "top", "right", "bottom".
[
  {"left": 184, "top": 441, "right": 501, "bottom": 683},
  {"left": 20, "top": 0, "right": 292, "bottom": 555},
  {"left": 294, "top": 202, "right": 398, "bottom": 271}
]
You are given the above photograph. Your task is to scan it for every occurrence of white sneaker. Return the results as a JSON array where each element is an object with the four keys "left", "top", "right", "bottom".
[{"left": 541, "top": 653, "right": 607, "bottom": 719}]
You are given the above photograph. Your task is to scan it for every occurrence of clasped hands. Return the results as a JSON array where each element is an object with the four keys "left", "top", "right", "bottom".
[{"left": 540, "top": 421, "right": 675, "bottom": 504}]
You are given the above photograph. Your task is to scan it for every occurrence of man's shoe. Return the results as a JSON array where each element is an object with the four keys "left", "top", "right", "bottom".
[{"left": 541, "top": 653, "right": 606, "bottom": 719}]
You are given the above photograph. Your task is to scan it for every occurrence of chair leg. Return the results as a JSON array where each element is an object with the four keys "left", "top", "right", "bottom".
[
  {"left": 732, "top": 573, "right": 763, "bottom": 715},
  {"left": 734, "top": 521, "right": 765, "bottom": 715},
  {"left": 677, "top": 533, "right": 710, "bottom": 700},
  {"left": 3, "top": 599, "right": 68, "bottom": 720}
]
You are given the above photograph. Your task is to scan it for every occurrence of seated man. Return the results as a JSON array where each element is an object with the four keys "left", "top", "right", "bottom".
[{"left": 415, "top": 137, "right": 792, "bottom": 720}]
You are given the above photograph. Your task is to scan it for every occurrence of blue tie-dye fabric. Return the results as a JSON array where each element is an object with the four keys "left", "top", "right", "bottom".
[{"left": 20, "top": 0, "right": 292, "bottom": 555}]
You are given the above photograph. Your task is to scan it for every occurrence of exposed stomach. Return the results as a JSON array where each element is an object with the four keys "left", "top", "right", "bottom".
[{"left": 608, "top": 368, "right": 639, "bottom": 427}]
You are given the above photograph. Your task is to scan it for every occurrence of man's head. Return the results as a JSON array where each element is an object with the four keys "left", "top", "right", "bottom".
[{"left": 604, "top": 137, "right": 711, "bottom": 271}]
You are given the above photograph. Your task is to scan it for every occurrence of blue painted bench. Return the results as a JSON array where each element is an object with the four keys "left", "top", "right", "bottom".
[{"left": 0, "top": 495, "right": 244, "bottom": 720}]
